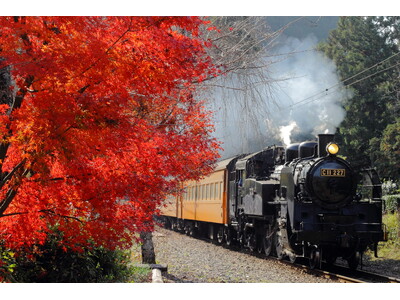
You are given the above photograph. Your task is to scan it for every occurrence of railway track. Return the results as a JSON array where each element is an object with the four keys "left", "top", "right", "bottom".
[
  {"left": 321, "top": 263, "right": 400, "bottom": 283},
  {"left": 164, "top": 226, "right": 400, "bottom": 283},
  {"left": 276, "top": 258, "right": 400, "bottom": 283}
]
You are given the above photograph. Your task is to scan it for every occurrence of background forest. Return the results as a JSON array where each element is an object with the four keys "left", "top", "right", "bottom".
[{"left": 317, "top": 17, "right": 400, "bottom": 181}]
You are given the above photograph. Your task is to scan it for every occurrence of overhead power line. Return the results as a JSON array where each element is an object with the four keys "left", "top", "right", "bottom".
[{"left": 283, "top": 51, "right": 400, "bottom": 110}]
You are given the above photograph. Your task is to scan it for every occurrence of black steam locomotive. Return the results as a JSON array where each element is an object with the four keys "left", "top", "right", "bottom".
[
  {"left": 228, "top": 134, "right": 385, "bottom": 269},
  {"left": 160, "top": 134, "right": 386, "bottom": 270}
]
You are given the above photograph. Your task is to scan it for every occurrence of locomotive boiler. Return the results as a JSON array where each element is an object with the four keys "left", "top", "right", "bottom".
[{"left": 160, "top": 134, "right": 386, "bottom": 269}]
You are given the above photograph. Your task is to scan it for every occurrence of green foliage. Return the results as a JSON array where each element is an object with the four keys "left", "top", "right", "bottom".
[
  {"left": 380, "top": 119, "right": 400, "bottom": 178},
  {"left": 382, "top": 180, "right": 400, "bottom": 213},
  {"left": 383, "top": 195, "right": 400, "bottom": 214},
  {"left": 382, "top": 180, "right": 400, "bottom": 195},
  {"left": 377, "top": 212, "right": 400, "bottom": 260},
  {"left": 0, "top": 231, "right": 150, "bottom": 283},
  {"left": 383, "top": 212, "right": 400, "bottom": 244}
]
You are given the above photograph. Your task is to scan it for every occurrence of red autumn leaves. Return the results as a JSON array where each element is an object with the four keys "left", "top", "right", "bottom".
[{"left": 0, "top": 17, "right": 220, "bottom": 251}]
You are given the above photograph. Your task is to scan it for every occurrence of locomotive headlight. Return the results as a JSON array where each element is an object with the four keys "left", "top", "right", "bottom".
[{"left": 326, "top": 143, "right": 339, "bottom": 155}]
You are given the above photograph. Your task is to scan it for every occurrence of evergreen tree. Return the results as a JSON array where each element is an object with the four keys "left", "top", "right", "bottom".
[
  {"left": 373, "top": 17, "right": 400, "bottom": 179},
  {"left": 318, "top": 17, "right": 398, "bottom": 178}
]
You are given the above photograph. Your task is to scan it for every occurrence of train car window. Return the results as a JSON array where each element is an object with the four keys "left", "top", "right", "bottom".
[
  {"left": 210, "top": 183, "right": 215, "bottom": 200},
  {"left": 192, "top": 186, "right": 195, "bottom": 201},
  {"left": 184, "top": 187, "right": 187, "bottom": 201},
  {"left": 215, "top": 183, "right": 219, "bottom": 200}
]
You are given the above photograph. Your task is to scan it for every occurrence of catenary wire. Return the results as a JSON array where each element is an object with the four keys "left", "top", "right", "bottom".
[{"left": 283, "top": 51, "right": 400, "bottom": 110}]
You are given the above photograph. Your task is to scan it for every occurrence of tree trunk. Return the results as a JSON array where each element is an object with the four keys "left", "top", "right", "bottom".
[{"left": 140, "top": 231, "right": 156, "bottom": 264}]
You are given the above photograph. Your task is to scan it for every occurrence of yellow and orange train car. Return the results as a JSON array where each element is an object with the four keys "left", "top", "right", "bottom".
[{"left": 159, "top": 157, "right": 239, "bottom": 242}]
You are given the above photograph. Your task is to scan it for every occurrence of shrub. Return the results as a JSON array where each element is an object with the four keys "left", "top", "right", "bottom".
[
  {"left": 382, "top": 180, "right": 399, "bottom": 195},
  {"left": 0, "top": 231, "right": 148, "bottom": 283},
  {"left": 382, "top": 194, "right": 400, "bottom": 213},
  {"left": 383, "top": 212, "right": 400, "bottom": 244},
  {"left": 382, "top": 180, "right": 400, "bottom": 213}
]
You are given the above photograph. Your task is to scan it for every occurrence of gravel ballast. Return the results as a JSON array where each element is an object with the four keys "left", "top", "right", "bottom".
[{"left": 152, "top": 227, "right": 337, "bottom": 283}]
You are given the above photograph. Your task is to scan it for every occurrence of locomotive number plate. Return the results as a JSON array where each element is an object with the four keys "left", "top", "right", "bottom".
[{"left": 320, "top": 168, "right": 346, "bottom": 177}]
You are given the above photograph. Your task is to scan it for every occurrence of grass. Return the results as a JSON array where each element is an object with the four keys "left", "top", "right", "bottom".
[
  {"left": 128, "top": 265, "right": 152, "bottom": 283},
  {"left": 128, "top": 242, "right": 153, "bottom": 283},
  {"left": 367, "top": 212, "right": 400, "bottom": 261}
]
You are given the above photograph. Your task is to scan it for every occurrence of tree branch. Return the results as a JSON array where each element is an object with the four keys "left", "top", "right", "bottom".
[
  {"left": 38, "top": 209, "right": 84, "bottom": 223},
  {"left": 0, "top": 159, "right": 27, "bottom": 189},
  {"left": 0, "top": 187, "right": 18, "bottom": 217},
  {"left": 0, "top": 209, "right": 85, "bottom": 224},
  {"left": 77, "top": 17, "right": 134, "bottom": 78}
]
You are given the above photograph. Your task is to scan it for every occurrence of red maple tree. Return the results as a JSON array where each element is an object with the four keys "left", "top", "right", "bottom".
[{"left": 0, "top": 16, "right": 220, "bottom": 251}]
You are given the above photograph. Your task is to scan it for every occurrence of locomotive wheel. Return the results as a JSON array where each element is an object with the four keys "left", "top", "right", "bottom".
[
  {"left": 257, "top": 243, "right": 263, "bottom": 254},
  {"left": 217, "top": 226, "right": 224, "bottom": 244},
  {"left": 184, "top": 223, "right": 190, "bottom": 236},
  {"left": 347, "top": 251, "right": 360, "bottom": 270},
  {"left": 247, "top": 233, "right": 257, "bottom": 252},
  {"left": 171, "top": 220, "right": 177, "bottom": 231},
  {"left": 275, "top": 231, "right": 284, "bottom": 260},
  {"left": 263, "top": 229, "right": 273, "bottom": 256},
  {"left": 224, "top": 227, "right": 233, "bottom": 246},
  {"left": 187, "top": 223, "right": 195, "bottom": 237},
  {"left": 309, "top": 248, "right": 321, "bottom": 269},
  {"left": 288, "top": 252, "right": 297, "bottom": 263}
]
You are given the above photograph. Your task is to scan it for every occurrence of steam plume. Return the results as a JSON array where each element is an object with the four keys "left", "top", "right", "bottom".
[{"left": 208, "top": 34, "right": 352, "bottom": 159}]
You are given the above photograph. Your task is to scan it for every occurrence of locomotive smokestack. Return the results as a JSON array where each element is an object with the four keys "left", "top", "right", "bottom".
[{"left": 318, "top": 134, "right": 334, "bottom": 157}]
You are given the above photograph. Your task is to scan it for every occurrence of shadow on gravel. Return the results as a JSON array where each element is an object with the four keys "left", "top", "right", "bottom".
[
  {"left": 362, "top": 257, "right": 400, "bottom": 276},
  {"left": 163, "top": 273, "right": 196, "bottom": 283}
]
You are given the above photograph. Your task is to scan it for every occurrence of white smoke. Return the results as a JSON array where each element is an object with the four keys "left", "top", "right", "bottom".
[
  {"left": 266, "top": 34, "right": 351, "bottom": 144},
  {"left": 207, "top": 34, "right": 352, "bottom": 159},
  {"left": 279, "top": 121, "right": 298, "bottom": 147}
]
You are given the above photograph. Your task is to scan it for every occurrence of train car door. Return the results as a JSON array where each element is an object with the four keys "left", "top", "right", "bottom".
[
  {"left": 229, "top": 169, "right": 244, "bottom": 220},
  {"left": 229, "top": 174, "right": 236, "bottom": 220}
]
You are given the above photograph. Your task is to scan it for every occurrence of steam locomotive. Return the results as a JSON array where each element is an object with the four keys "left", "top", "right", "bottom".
[{"left": 160, "top": 134, "right": 386, "bottom": 269}]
